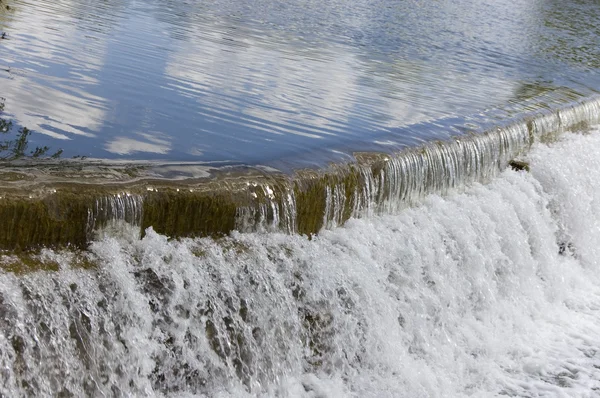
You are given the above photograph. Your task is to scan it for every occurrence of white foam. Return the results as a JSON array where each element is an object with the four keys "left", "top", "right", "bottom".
[{"left": 1, "top": 131, "right": 600, "bottom": 397}]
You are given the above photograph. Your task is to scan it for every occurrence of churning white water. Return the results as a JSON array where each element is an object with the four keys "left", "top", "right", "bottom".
[{"left": 2, "top": 130, "right": 600, "bottom": 397}]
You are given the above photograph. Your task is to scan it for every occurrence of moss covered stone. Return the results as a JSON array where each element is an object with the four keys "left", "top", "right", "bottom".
[
  {"left": 293, "top": 174, "right": 327, "bottom": 236},
  {"left": 0, "top": 192, "right": 94, "bottom": 251},
  {"left": 508, "top": 160, "right": 530, "bottom": 172},
  {"left": 141, "top": 189, "right": 240, "bottom": 239}
]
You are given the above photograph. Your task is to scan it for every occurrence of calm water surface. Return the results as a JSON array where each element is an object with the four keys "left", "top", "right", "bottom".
[{"left": 0, "top": 0, "right": 599, "bottom": 168}]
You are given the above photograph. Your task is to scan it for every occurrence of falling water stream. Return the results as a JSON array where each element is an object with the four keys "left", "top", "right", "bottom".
[
  {"left": 0, "top": 123, "right": 600, "bottom": 396},
  {"left": 2, "top": 0, "right": 600, "bottom": 396}
]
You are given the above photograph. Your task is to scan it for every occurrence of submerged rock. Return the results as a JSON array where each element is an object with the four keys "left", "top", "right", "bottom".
[
  {"left": 509, "top": 159, "right": 530, "bottom": 172},
  {"left": 558, "top": 241, "right": 576, "bottom": 257}
]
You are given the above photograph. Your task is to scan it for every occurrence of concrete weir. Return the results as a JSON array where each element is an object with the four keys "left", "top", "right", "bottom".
[{"left": 1, "top": 97, "right": 599, "bottom": 252}]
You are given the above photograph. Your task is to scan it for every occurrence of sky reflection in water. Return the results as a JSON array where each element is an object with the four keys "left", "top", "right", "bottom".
[{"left": 0, "top": 0, "right": 599, "bottom": 167}]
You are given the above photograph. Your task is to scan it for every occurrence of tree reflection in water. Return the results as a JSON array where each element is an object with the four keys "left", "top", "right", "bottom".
[{"left": 0, "top": 99, "right": 63, "bottom": 161}]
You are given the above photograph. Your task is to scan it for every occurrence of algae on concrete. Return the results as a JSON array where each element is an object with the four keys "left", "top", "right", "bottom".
[
  {"left": 141, "top": 189, "right": 240, "bottom": 239},
  {"left": 0, "top": 192, "right": 93, "bottom": 251}
]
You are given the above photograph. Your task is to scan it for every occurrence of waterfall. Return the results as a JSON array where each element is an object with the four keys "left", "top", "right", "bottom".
[
  {"left": 4, "top": 97, "right": 600, "bottom": 250},
  {"left": 1, "top": 124, "right": 600, "bottom": 396}
]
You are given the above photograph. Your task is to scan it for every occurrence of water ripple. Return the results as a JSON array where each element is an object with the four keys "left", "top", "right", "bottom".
[{"left": 0, "top": 0, "right": 599, "bottom": 167}]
